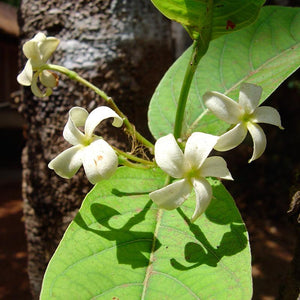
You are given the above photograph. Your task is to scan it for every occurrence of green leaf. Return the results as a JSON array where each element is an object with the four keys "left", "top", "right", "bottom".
[
  {"left": 148, "top": 6, "right": 300, "bottom": 140},
  {"left": 41, "top": 167, "right": 251, "bottom": 299},
  {"left": 150, "top": 0, "right": 264, "bottom": 39}
]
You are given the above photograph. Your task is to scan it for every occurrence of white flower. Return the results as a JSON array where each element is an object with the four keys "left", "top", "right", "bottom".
[
  {"left": 48, "top": 106, "right": 123, "bottom": 184},
  {"left": 203, "top": 83, "right": 283, "bottom": 162},
  {"left": 17, "top": 32, "right": 60, "bottom": 97},
  {"left": 149, "top": 133, "right": 232, "bottom": 222}
]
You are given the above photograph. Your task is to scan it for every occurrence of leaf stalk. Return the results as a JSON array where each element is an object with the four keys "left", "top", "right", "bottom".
[{"left": 173, "top": 0, "right": 213, "bottom": 139}]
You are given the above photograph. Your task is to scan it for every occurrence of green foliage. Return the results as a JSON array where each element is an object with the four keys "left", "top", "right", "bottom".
[
  {"left": 150, "top": 0, "right": 264, "bottom": 39},
  {"left": 148, "top": 6, "right": 300, "bottom": 140},
  {"left": 41, "top": 167, "right": 251, "bottom": 299},
  {"left": 0, "top": 0, "right": 20, "bottom": 7}
]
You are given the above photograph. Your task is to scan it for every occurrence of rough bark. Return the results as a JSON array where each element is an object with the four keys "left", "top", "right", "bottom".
[{"left": 18, "top": 0, "right": 172, "bottom": 298}]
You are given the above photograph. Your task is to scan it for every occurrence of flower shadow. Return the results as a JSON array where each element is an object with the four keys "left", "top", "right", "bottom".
[
  {"left": 171, "top": 209, "right": 247, "bottom": 270},
  {"left": 171, "top": 182, "right": 248, "bottom": 270},
  {"left": 74, "top": 198, "right": 161, "bottom": 269}
]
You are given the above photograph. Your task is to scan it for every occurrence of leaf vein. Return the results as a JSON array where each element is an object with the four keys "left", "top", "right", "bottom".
[
  {"left": 152, "top": 271, "right": 201, "bottom": 299},
  {"left": 141, "top": 209, "right": 163, "bottom": 299}
]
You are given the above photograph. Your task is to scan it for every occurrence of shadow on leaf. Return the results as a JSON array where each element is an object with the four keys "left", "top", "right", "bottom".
[
  {"left": 171, "top": 205, "right": 247, "bottom": 270},
  {"left": 111, "top": 188, "right": 150, "bottom": 197},
  {"left": 74, "top": 199, "right": 161, "bottom": 269}
]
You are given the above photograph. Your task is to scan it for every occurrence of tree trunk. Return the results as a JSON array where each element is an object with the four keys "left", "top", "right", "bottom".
[{"left": 17, "top": 0, "right": 172, "bottom": 298}]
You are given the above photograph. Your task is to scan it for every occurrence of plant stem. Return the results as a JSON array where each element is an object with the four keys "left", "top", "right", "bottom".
[
  {"left": 173, "top": 0, "right": 213, "bottom": 140},
  {"left": 173, "top": 40, "right": 209, "bottom": 139},
  {"left": 112, "top": 146, "right": 155, "bottom": 165},
  {"left": 118, "top": 156, "right": 152, "bottom": 169},
  {"left": 44, "top": 64, "right": 154, "bottom": 152}
]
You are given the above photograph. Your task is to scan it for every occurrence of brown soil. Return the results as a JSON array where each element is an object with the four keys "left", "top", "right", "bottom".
[{"left": 0, "top": 178, "right": 31, "bottom": 300}]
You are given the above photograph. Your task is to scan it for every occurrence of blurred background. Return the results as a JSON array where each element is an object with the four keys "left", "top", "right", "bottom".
[
  {"left": 0, "top": 0, "right": 29, "bottom": 299},
  {"left": 0, "top": 0, "right": 299, "bottom": 299}
]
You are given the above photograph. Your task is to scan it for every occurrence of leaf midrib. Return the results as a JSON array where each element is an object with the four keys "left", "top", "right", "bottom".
[{"left": 141, "top": 208, "right": 163, "bottom": 299}]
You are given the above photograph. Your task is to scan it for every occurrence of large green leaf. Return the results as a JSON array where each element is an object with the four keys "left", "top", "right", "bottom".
[
  {"left": 41, "top": 167, "right": 251, "bottom": 299},
  {"left": 150, "top": 0, "right": 265, "bottom": 39},
  {"left": 148, "top": 6, "right": 300, "bottom": 140}
]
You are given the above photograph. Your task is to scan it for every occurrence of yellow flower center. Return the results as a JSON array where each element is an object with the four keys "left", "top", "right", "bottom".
[
  {"left": 82, "top": 135, "right": 94, "bottom": 146},
  {"left": 185, "top": 167, "right": 201, "bottom": 183},
  {"left": 241, "top": 113, "right": 253, "bottom": 124}
]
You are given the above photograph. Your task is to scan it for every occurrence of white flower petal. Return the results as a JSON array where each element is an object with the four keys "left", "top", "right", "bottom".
[
  {"left": 22, "top": 33, "right": 58, "bottom": 69},
  {"left": 23, "top": 40, "right": 43, "bottom": 68},
  {"left": 200, "top": 156, "right": 233, "bottom": 180},
  {"left": 63, "top": 107, "right": 88, "bottom": 145},
  {"left": 191, "top": 178, "right": 212, "bottom": 222},
  {"left": 82, "top": 139, "right": 118, "bottom": 184},
  {"left": 39, "top": 37, "right": 60, "bottom": 62},
  {"left": 214, "top": 123, "right": 248, "bottom": 151},
  {"left": 149, "top": 179, "right": 192, "bottom": 210},
  {"left": 154, "top": 134, "right": 184, "bottom": 178},
  {"left": 239, "top": 83, "right": 262, "bottom": 114},
  {"left": 184, "top": 132, "right": 218, "bottom": 170},
  {"left": 30, "top": 79, "right": 44, "bottom": 97},
  {"left": 84, "top": 106, "right": 123, "bottom": 137},
  {"left": 30, "top": 72, "right": 52, "bottom": 97},
  {"left": 17, "top": 61, "right": 33, "bottom": 86},
  {"left": 48, "top": 145, "right": 83, "bottom": 179},
  {"left": 247, "top": 122, "right": 267, "bottom": 163},
  {"left": 203, "top": 91, "right": 243, "bottom": 124},
  {"left": 252, "top": 106, "right": 283, "bottom": 129},
  {"left": 32, "top": 32, "right": 47, "bottom": 42},
  {"left": 39, "top": 70, "right": 58, "bottom": 88},
  {"left": 23, "top": 39, "right": 39, "bottom": 59}
]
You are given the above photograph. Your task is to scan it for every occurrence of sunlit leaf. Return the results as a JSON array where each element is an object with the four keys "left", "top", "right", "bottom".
[
  {"left": 148, "top": 6, "right": 300, "bottom": 139},
  {"left": 150, "top": 0, "right": 264, "bottom": 39},
  {"left": 41, "top": 168, "right": 251, "bottom": 299}
]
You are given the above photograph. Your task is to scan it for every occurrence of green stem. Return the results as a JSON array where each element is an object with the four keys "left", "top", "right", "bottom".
[
  {"left": 118, "top": 156, "right": 152, "bottom": 169},
  {"left": 173, "top": 0, "right": 213, "bottom": 140},
  {"left": 112, "top": 146, "right": 155, "bottom": 165},
  {"left": 173, "top": 40, "right": 209, "bottom": 139},
  {"left": 164, "top": 175, "right": 171, "bottom": 186},
  {"left": 44, "top": 64, "right": 154, "bottom": 152}
]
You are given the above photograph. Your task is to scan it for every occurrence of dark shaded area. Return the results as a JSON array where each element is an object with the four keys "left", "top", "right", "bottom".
[
  {"left": 0, "top": 130, "right": 24, "bottom": 168},
  {"left": 0, "top": 0, "right": 21, "bottom": 7},
  {"left": 74, "top": 200, "right": 161, "bottom": 269},
  {"left": 0, "top": 129, "right": 30, "bottom": 300},
  {"left": 0, "top": 183, "right": 30, "bottom": 300}
]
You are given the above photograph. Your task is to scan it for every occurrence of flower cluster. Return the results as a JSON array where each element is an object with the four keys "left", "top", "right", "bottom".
[
  {"left": 17, "top": 32, "right": 60, "bottom": 97},
  {"left": 149, "top": 83, "right": 282, "bottom": 221},
  {"left": 18, "top": 33, "right": 283, "bottom": 222}
]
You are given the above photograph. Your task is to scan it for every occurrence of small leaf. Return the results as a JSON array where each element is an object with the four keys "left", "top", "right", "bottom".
[
  {"left": 150, "top": 0, "right": 264, "bottom": 39},
  {"left": 41, "top": 168, "right": 251, "bottom": 299},
  {"left": 148, "top": 6, "right": 300, "bottom": 139}
]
